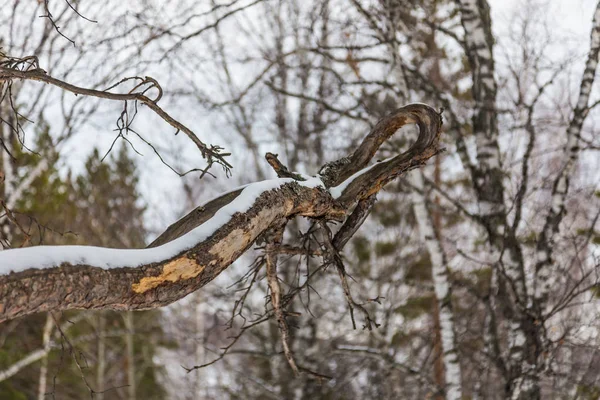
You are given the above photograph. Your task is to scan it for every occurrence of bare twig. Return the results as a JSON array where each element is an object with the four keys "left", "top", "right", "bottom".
[
  {"left": 0, "top": 60, "right": 232, "bottom": 175},
  {"left": 319, "top": 221, "right": 380, "bottom": 331}
]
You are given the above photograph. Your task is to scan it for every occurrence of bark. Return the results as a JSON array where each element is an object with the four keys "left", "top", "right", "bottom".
[
  {"left": 0, "top": 105, "right": 15, "bottom": 249},
  {"left": 37, "top": 313, "right": 53, "bottom": 400},
  {"left": 0, "top": 103, "right": 442, "bottom": 323},
  {"left": 6, "top": 158, "right": 49, "bottom": 210},
  {"left": 456, "top": 0, "right": 508, "bottom": 241},
  {"left": 410, "top": 172, "right": 462, "bottom": 400},
  {"left": 0, "top": 348, "right": 49, "bottom": 382}
]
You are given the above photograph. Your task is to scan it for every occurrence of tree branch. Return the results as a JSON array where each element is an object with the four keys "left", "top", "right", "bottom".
[
  {"left": 0, "top": 56, "right": 232, "bottom": 173},
  {"left": 0, "top": 103, "right": 442, "bottom": 323}
]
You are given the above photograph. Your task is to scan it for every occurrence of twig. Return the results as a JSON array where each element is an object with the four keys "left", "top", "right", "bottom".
[
  {"left": 319, "top": 221, "right": 380, "bottom": 330},
  {"left": 265, "top": 152, "right": 306, "bottom": 180}
]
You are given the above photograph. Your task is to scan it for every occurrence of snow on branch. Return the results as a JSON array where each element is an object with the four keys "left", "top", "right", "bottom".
[{"left": 0, "top": 178, "right": 322, "bottom": 275}]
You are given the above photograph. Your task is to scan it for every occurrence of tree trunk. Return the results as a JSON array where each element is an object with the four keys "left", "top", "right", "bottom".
[
  {"left": 37, "top": 313, "right": 53, "bottom": 400},
  {"left": 124, "top": 311, "right": 136, "bottom": 400},
  {"left": 410, "top": 171, "right": 462, "bottom": 400},
  {"left": 0, "top": 103, "right": 14, "bottom": 249},
  {"left": 96, "top": 312, "right": 106, "bottom": 400},
  {"left": 457, "top": 0, "right": 538, "bottom": 397}
]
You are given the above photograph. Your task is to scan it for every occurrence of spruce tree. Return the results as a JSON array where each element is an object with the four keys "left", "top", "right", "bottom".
[{"left": 0, "top": 139, "right": 167, "bottom": 399}]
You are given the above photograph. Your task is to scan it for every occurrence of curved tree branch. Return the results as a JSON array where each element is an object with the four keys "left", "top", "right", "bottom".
[
  {"left": 0, "top": 103, "right": 442, "bottom": 323},
  {"left": 0, "top": 55, "right": 232, "bottom": 172}
]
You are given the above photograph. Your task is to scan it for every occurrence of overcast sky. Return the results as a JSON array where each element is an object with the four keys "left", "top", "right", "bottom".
[{"left": 491, "top": 0, "right": 597, "bottom": 39}]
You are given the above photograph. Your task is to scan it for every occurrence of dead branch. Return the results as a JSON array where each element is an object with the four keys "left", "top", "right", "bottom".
[
  {"left": 265, "top": 222, "right": 299, "bottom": 375},
  {"left": 0, "top": 103, "right": 442, "bottom": 323}
]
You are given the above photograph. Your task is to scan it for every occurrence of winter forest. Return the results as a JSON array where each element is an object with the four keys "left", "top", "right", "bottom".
[{"left": 0, "top": 0, "right": 600, "bottom": 398}]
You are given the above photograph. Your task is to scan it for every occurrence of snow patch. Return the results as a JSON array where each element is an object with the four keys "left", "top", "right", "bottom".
[
  {"left": 0, "top": 177, "right": 324, "bottom": 275},
  {"left": 328, "top": 157, "right": 394, "bottom": 199}
]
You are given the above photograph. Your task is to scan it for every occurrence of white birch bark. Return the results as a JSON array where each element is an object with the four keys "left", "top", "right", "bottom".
[
  {"left": 1, "top": 119, "right": 15, "bottom": 249},
  {"left": 0, "top": 348, "right": 48, "bottom": 381},
  {"left": 457, "top": 0, "right": 502, "bottom": 179},
  {"left": 124, "top": 311, "right": 136, "bottom": 400},
  {"left": 457, "top": 1, "right": 535, "bottom": 397},
  {"left": 96, "top": 312, "right": 106, "bottom": 400},
  {"left": 0, "top": 158, "right": 50, "bottom": 247},
  {"left": 409, "top": 172, "right": 462, "bottom": 400},
  {"left": 5, "top": 158, "right": 49, "bottom": 210},
  {"left": 37, "top": 313, "right": 53, "bottom": 400}
]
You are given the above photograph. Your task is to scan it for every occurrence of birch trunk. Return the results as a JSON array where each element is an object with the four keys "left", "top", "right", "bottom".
[
  {"left": 457, "top": 0, "right": 537, "bottom": 397},
  {"left": 410, "top": 172, "right": 462, "bottom": 400},
  {"left": 0, "top": 103, "right": 15, "bottom": 249}
]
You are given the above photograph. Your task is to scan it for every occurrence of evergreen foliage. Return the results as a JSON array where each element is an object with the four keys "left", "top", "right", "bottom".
[{"left": 0, "top": 131, "right": 166, "bottom": 399}]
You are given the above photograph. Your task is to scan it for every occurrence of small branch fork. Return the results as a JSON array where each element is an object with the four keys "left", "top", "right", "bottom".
[{"left": 0, "top": 51, "right": 231, "bottom": 177}]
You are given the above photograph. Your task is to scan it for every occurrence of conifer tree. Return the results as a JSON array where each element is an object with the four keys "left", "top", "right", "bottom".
[{"left": 1, "top": 139, "right": 167, "bottom": 399}]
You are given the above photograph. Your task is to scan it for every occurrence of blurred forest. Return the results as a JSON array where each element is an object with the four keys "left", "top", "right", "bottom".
[{"left": 1, "top": 0, "right": 600, "bottom": 399}]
